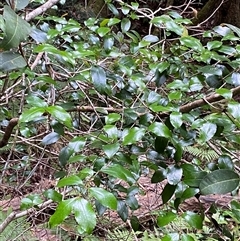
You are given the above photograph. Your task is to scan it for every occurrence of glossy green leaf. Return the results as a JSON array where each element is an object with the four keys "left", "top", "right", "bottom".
[
  {"left": 0, "top": 6, "right": 31, "bottom": 50},
  {"left": 68, "top": 137, "right": 86, "bottom": 152},
  {"left": 223, "top": 23, "right": 240, "bottom": 37},
  {"left": 121, "top": 18, "right": 131, "bottom": 33},
  {"left": 166, "top": 20, "right": 183, "bottom": 36},
  {"left": 57, "top": 175, "right": 83, "bottom": 187},
  {"left": 218, "top": 155, "right": 234, "bottom": 170},
  {"left": 182, "top": 211, "right": 203, "bottom": 229},
  {"left": 59, "top": 146, "right": 73, "bottom": 167},
  {"left": 122, "top": 127, "right": 145, "bottom": 145},
  {"left": 170, "top": 112, "right": 182, "bottom": 129},
  {"left": 19, "top": 107, "right": 45, "bottom": 123},
  {"left": 200, "top": 169, "right": 239, "bottom": 195},
  {"left": 0, "top": 52, "right": 27, "bottom": 71},
  {"left": 42, "top": 132, "right": 60, "bottom": 145},
  {"left": 174, "top": 143, "right": 183, "bottom": 163},
  {"left": 103, "top": 143, "right": 120, "bottom": 158},
  {"left": 103, "top": 36, "right": 114, "bottom": 52},
  {"left": 105, "top": 113, "right": 121, "bottom": 124},
  {"left": 91, "top": 66, "right": 106, "bottom": 94},
  {"left": 20, "top": 194, "right": 43, "bottom": 210},
  {"left": 161, "top": 233, "right": 179, "bottom": 241},
  {"left": 44, "top": 189, "right": 62, "bottom": 202},
  {"left": 101, "top": 164, "right": 136, "bottom": 185},
  {"left": 47, "top": 106, "right": 72, "bottom": 128},
  {"left": 126, "top": 195, "right": 139, "bottom": 210},
  {"left": 97, "top": 27, "right": 110, "bottom": 37},
  {"left": 228, "top": 102, "right": 240, "bottom": 119},
  {"left": 72, "top": 198, "right": 96, "bottom": 234},
  {"left": 26, "top": 95, "right": 48, "bottom": 107},
  {"left": 49, "top": 198, "right": 75, "bottom": 227},
  {"left": 231, "top": 72, "right": 240, "bottom": 86},
  {"left": 162, "top": 183, "right": 176, "bottom": 204},
  {"left": 181, "top": 188, "right": 199, "bottom": 200},
  {"left": 167, "top": 166, "right": 183, "bottom": 185},
  {"left": 13, "top": 0, "right": 29, "bottom": 10},
  {"left": 180, "top": 36, "right": 203, "bottom": 51},
  {"left": 108, "top": 18, "right": 121, "bottom": 26},
  {"left": 117, "top": 200, "right": 128, "bottom": 222},
  {"left": 143, "top": 34, "right": 159, "bottom": 43},
  {"left": 181, "top": 234, "right": 195, "bottom": 241},
  {"left": 198, "top": 122, "right": 217, "bottom": 144},
  {"left": 157, "top": 211, "right": 177, "bottom": 227},
  {"left": 154, "top": 136, "right": 168, "bottom": 154},
  {"left": 151, "top": 169, "right": 166, "bottom": 183},
  {"left": 207, "top": 40, "right": 222, "bottom": 50},
  {"left": 215, "top": 88, "right": 232, "bottom": 99},
  {"left": 149, "top": 122, "right": 172, "bottom": 138},
  {"left": 89, "top": 187, "right": 117, "bottom": 210},
  {"left": 103, "top": 125, "right": 118, "bottom": 139}
]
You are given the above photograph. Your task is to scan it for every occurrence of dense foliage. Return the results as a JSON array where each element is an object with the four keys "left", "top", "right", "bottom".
[{"left": 1, "top": 0, "right": 240, "bottom": 240}]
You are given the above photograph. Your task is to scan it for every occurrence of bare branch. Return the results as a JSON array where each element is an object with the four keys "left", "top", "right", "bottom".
[{"left": 25, "top": 0, "right": 60, "bottom": 22}]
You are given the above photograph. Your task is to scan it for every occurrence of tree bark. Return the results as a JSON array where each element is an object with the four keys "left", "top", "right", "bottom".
[{"left": 194, "top": 0, "right": 240, "bottom": 28}]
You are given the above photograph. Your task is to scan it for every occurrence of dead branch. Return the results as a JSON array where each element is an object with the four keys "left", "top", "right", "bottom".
[
  {"left": 0, "top": 118, "right": 19, "bottom": 148},
  {"left": 25, "top": 0, "right": 60, "bottom": 22},
  {"left": 0, "top": 199, "right": 53, "bottom": 233}
]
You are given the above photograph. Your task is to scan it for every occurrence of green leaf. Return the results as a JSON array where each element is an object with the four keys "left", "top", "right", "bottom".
[
  {"left": 91, "top": 66, "right": 107, "bottom": 94},
  {"left": 105, "top": 113, "right": 121, "bottom": 124},
  {"left": 57, "top": 175, "right": 83, "bottom": 187},
  {"left": 49, "top": 198, "right": 75, "bottom": 227},
  {"left": 142, "top": 34, "right": 159, "bottom": 43},
  {"left": 180, "top": 36, "right": 203, "bottom": 51},
  {"left": 26, "top": 95, "right": 48, "bottom": 107},
  {"left": 230, "top": 72, "right": 240, "bottom": 86},
  {"left": 19, "top": 107, "right": 45, "bottom": 123},
  {"left": 198, "top": 122, "right": 217, "bottom": 144},
  {"left": 166, "top": 20, "right": 183, "bottom": 36},
  {"left": 89, "top": 187, "right": 117, "bottom": 210},
  {"left": 162, "top": 233, "right": 179, "bottom": 241},
  {"left": 121, "top": 18, "right": 131, "bottom": 33},
  {"left": 103, "top": 125, "right": 118, "bottom": 140},
  {"left": 122, "top": 127, "right": 145, "bottom": 145},
  {"left": 0, "top": 52, "right": 27, "bottom": 71},
  {"left": 223, "top": 23, "right": 240, "bottom": 37},
  {"left": 228, "top": 102, "right": 240, "bottom": 119},
  {"left": 200, "top": 169, "right": 239, "bottom": 195},
  {"left": 167, "top": 166, "right": 183, "bottom": 185},
  {"left": 101, "top": 164, "right": 136, "bottom": 185},
  {"left": 20, "top": 194, "right": 43, "bottom": 210},
  {"left": 126, "top": 195, "right": 139, "bottom": 210},
  {"left": 157, "top": 211, "right": 177, "bottom": 227},
  {"left": 151, "top": 169, "right": 166, "bottom": 183},
  {"left": 11, "top": 0, "right": 29, "bottom": 10},
  {"left": 218, "top": 155, "right": 234, "bottom": 170},
  {"left": 162, "top": 183, "right": 176, "bottom": 204},
  {"left": 174, "top": 143, "right": 183, "bottom": 163},
  {"left": 103, "top": 35, "right": 114, "bottom": 52},
  {"left": 215, "top": 88, "right": 232, "bottom": 99},
  {"left": 59, "top": 146, "right": 73, "bottom": 167},
  {"left": 72, "top": 198, "right": 96, "bottom": 234},
  {"left": 207, "top": 40, "right": 222, "bottom": 50},
  {"left": 44, "top": 189, "right": 62, "bottom": 202},
  {"left": 154, "top": 136, "right": 169, "bottom": 154},
  {"left": 149, "top": 122, "right": 172, "bottom": 138},
  {"left": 181, "top": 188, "right": 199, "bottom": 200},
  {"left": 170, "top": 112, "right": 182, "bottom": 129},
  {"left": 117, "top": 200, "right": 128, "bottom": 222},
  {"left": 68, "top": 137, "right": 86, "bottom": 152},
  {"left": 42, "top": 132, "right": 60, "bottom": 145},
  {"left": 97, "top": 27, "right": 110, "bottom": 37},
  {"left": 182, "top": 211, "right": 203, "bottom": 229},
  {"left": 0, "top": 6, "right": 31, "bottom": 49},
  {"left": 103, "top": 143, "right": 120, "bottom": 158},
  {"left": 108, "top": 18, "right": 121, "bottom": 26},
  {"left": 181, "top": 234, "right": 195, "bottom": 241},
  {"left": 47, "top": 106, "right": 72, "bottom": 128}
]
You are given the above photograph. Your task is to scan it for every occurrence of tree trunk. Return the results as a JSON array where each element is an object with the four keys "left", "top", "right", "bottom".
[{"left": 194, "top": 0, "right": 240, "bottom": 28}]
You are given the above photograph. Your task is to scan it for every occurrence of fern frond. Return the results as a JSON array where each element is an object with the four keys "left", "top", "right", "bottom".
[{"left": 184, "top": 146, "right": 219, "bottom": 162}]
